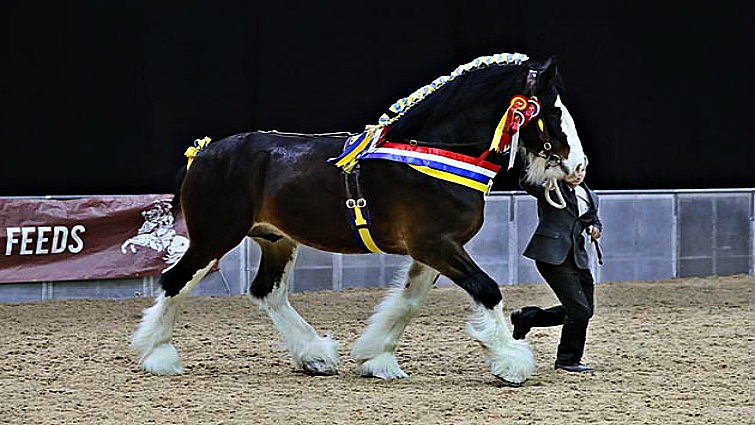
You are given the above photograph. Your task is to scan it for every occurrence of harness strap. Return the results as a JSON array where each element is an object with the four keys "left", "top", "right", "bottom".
[{"left": 343, "top": 166, "right": 384, "bottom": 253}]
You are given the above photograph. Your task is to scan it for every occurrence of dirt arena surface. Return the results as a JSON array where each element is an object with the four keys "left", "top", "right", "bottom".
[{"left": 0, "top": 274, "right": 752, "bottom": 424}]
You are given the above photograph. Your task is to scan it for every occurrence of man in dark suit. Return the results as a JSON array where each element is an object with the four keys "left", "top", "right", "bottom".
[{"left": 512, "top": 159, "right": 602, "bottom": 373}]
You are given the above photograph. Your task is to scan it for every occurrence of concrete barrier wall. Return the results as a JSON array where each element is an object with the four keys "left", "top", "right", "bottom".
[{"left": 2, "top": 189, "right": 752, "bottom": 302}]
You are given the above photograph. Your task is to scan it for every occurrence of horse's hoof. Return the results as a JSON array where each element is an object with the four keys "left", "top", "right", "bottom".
[
  {"left": 496, "top": 376, "right": 525, "bottom": 387},
  {"left": 354, "top": 353, "right": 409, "bottom": 379},
  {"left": 140, "top": 344, "right": 185, "bottom": 375},
  {"left": 361, "top": 368, "right": 409, "bottom": 380},
  {"left": 302, "top": 361, "right": 339, "bottom": 376}
]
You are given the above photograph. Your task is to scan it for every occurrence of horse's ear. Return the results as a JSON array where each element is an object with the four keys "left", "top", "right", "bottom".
[{"left": 539, "top": 56, "right": 559, "bottom": 87}]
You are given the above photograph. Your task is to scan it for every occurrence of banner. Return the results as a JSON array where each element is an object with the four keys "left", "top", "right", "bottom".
[{"left": 0, "top": 195, "right": 189, "bottom": 283}]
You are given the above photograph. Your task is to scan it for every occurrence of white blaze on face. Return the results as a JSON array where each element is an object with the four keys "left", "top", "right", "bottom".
[{"left": 555, "top": 95, "right": 586, "bottom": 174}]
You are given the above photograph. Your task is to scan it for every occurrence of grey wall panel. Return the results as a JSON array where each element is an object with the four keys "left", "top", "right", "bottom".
[
  {"left": 516, "top": 261, "right": 544, "bottom": 284},
  {"left": 679, "top": 257, "right": 714, "bottom": 277},
  {"left": 598, "top": 195, "right": 675, "bottom": 282},
  {"left": 751, "top": 193, "right": 755, "bottom": 275},
  {"left": 712, "top": 194, "right": 751, "bottom": 275},
  {"left": 715, "top": 257, "right": 750, "bottom": 276},
  {"left": 188, "top": 241, "right": 251, "bottom": 296},
  {"left": 713, "top": 194, "right": 752, "bottom": 275},
  {"left": 342, "top": 265, "right": 404, "bottom": 288},
  {"left": 634, "top": 196, "right": 675, "bottom": 256},
  {"left": 514, "top": 197, "right": 538, "bottom": 256},
  {"left": 343, "top": 253, "right": 406, "bottom": 289},
  {"left": 291, "top": 246, "right": 335, "bottom": 292},
  {"left": 0, "top": 283, "right": 45, "bottom": 303},
  {"left": 52, "top": 278, "right": 147, "bottom": 300},
  {"left": 295, "top": 245, "right": 335, "bottom": 268},
  {"left": 715, "top": 196, "right": 750, "bottom": 253},
  {"left": 466, "top": 196, "right": 510, "bottom": 285},
  {"left": 514, "top": 196, "right": 543, "bottom": 284},
  {"left": 190, "top": 271, "right": 232, "bottom": 296},
  {"left": 677, "top": 193, "right": 752, "bottom": 277},
  {"left": 679, "top": 196, "right": 714, "bottom": 262},
  {"left": 292, "top": 267, "right": 336, "bottom": 293},
  {"left": 599, "top": 257, "right": 673, "bottom": 282}
]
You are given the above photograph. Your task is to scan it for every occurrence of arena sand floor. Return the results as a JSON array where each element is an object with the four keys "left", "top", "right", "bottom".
[{"left": 0, "top": 275, "right": 752, "bottom": 424}]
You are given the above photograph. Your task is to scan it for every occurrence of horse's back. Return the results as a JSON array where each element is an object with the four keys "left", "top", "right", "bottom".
[{"left": 180, "top": 131, "right": 368, "bottom": 252}]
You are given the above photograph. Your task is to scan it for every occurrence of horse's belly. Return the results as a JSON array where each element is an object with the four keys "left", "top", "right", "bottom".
[{"left": 256, "top": 185, "right": 377, "bottom": 254}]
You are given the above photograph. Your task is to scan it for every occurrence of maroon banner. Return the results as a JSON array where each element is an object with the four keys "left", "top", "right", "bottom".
[{"left": 0, "top": 195, "right": 189, "bottom": 283}]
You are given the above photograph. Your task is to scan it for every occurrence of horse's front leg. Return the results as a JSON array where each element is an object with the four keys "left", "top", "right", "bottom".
[
  {"left": 351, "top": 261, "right": 439, "bottom": 379},
  {"left": 251, "top": 235, "right": 339, "bottom": 375},
  {"left": 415, "top": 240, "right": 535, "bottom": 386}
]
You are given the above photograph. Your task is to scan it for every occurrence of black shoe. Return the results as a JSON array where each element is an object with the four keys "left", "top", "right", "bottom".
[
  {"left": 510, "top": 310, "right": 531, "bottom": 340},
  {"left": 554, "top": 362, "right": 594, "bottom": 373}
]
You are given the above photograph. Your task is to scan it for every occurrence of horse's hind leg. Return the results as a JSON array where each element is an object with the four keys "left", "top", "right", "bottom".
[
  {"left": 351, "top": 261, "right": 439, "bottom": 379},
  {"left": 130, "top": 247, "right": 217, "bottom": 374},
  {"left": 251, "top": 234, "right": 339, "bottom": 376}
]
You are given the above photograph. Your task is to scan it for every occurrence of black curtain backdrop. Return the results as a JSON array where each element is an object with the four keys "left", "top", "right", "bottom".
[{"left": 2, "top": 1, "right": 752, "bottom": 196}]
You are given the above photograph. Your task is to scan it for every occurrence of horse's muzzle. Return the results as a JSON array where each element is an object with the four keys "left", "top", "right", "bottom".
[{"left": 548, "top": 155, "right": 571, "bottom": 178}]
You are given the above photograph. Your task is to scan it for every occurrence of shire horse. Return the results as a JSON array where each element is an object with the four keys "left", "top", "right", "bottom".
[{"left": 131, "top": 53, "right": 586, "bottom": 386}]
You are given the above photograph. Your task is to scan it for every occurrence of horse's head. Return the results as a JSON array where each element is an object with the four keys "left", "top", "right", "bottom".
[
  {"left": 517, "top": 56, "right": 586, "bottom": 185},
  {"left": 379, "top": 53, "right": 586, "bottom": 187}
]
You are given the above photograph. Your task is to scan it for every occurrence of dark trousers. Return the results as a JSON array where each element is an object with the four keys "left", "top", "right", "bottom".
[{"left": 522, "top": 256, "right": 595, "bottom": 364}]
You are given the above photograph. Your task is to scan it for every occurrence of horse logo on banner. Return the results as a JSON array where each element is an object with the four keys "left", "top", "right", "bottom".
[{"left": 121, "top": 199, "right": 189, "bottom": 265}]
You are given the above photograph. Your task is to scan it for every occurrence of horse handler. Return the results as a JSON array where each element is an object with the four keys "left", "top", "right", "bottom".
[{"left": 512, "top": 158, "right": 602, "bottom": 373}]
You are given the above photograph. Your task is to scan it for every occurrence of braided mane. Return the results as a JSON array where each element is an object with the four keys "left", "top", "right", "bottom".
[
  {"left": 328, "top": 52, "right": 531, "bottom": 171},
  {"left": 377, "top": 53, "right": 529, "bottom": 128}
]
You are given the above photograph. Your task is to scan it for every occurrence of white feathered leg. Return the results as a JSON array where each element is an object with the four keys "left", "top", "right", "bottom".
[
  {"left": 466, "top": 301, "right": 535, "bottom": 386},
  {"left": 352, "top": 261, "right": 439, "bottom": 379},
  {"left": 255, "top": 248, "right": 339, "bottom": 375},
  {"left": 130, "top": 260, "right": 216, "bottom": 374}
]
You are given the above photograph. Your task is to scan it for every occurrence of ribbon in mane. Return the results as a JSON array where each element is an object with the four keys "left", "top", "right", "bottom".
[
  {"left": 329, "top": 126, "right": 386, "bottom": 173},
  {"left": 184, "top": 136, "right": 212, "bottom": 170}
]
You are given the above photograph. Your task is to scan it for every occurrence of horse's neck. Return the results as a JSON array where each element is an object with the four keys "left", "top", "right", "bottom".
[
  {"left": 386, "top": 122, "right": 501, "bottom": 159},
  {"left": 387, "top": 91, "right": 525, "bottom": 157}
]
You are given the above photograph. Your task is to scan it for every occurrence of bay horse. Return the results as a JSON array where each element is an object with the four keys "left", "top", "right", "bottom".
[{"left": 130, "top": 53, "right": 587, "bottom": 386}]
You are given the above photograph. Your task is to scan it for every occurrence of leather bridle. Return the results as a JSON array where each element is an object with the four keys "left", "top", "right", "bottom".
[{"left": 522, "top": 69, "right": 564, "bottom": 170}]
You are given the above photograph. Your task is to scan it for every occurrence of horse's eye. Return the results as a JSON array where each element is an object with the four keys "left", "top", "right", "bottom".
[{"left": 549, "top": 108, "right": 562, "bottom": 119}]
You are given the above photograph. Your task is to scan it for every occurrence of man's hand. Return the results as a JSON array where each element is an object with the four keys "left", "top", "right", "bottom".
[{"left": 587, "top": 225, "right": 602, "bottom": 240}]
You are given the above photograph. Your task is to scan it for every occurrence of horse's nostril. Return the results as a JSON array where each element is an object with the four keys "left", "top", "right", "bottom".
[{"left": 547, "top": 155, "right": 561, "bottom": 167}]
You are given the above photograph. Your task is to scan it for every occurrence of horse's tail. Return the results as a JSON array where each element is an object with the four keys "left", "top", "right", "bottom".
[
  {"left": 170, "top": 166, "right": 187, "bottom": 213},
  {"left": 173, "top": 136, "right": 211, "bottom": 213}
]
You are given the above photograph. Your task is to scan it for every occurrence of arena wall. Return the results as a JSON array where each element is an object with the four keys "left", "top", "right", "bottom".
[{"left": 1, "top": 189, "right": 752, "bottom": 302}]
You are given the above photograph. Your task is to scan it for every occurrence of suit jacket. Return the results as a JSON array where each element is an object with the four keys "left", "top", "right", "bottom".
[{"left": 520, "top": 173, "right": 602, "bottom": 269}]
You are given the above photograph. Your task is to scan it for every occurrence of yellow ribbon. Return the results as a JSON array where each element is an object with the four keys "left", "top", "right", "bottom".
[
  {"left": 409, "top": 165, "right": 490, "bottom": 193},
  {"left": 184, "top": 136, "right": 212, "bottom": 170},
  {"left": 333, "top": 126, "right": 379, "bottom": 173},
  {"left": 353, "top": 206, "right": 384, "bottom": 253}
]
